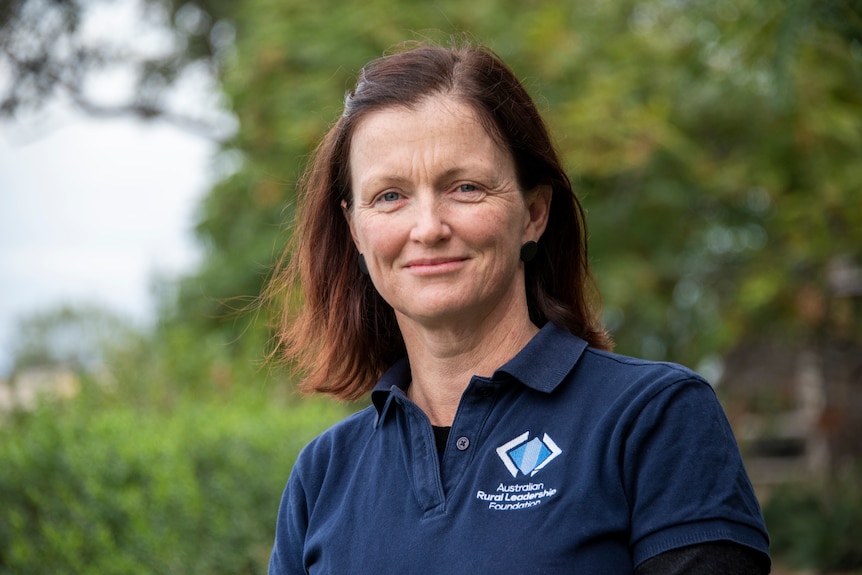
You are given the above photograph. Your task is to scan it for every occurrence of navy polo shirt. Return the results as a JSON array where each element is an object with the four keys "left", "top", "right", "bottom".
[{"left": 269, "top": 323, "right": 769, "bottom": 574}]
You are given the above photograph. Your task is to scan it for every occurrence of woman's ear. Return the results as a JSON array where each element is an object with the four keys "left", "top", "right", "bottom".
[
  {"left": 525, "top": 185, "right": 552, "bottom": 240},
  {"left": 341, "top": 200, "right": 360, "bottom": 248}
]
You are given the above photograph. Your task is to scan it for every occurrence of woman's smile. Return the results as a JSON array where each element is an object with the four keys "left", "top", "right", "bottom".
[{"left": 402, "top": 255, "right": 469, "bottom": 275}]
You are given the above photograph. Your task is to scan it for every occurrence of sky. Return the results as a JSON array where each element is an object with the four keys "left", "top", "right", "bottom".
[
  {"left": 0, "top": 0, "right": 227, "bottom": 376},
  {"left": 0, "top": 112, "right": 214, "bottom": 376}
]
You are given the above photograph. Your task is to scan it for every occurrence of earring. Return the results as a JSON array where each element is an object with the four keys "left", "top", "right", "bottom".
[
  {"left": 520, "top": 241, "right": 538, "bottom": 263},
  {"left": 357, "top": 254, "right": 369, "bottom": 275}
]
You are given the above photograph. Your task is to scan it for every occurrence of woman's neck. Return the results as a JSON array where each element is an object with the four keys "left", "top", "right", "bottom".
[{"left": 397, "top": 310, "right": 538, "bottom": 426}]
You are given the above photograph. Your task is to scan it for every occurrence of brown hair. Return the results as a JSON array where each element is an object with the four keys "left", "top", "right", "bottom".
[{"left": 265, "top": 41, "right": 612, "bottom": 400}]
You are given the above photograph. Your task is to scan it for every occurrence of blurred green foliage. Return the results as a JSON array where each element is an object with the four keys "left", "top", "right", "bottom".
[
  {"left": 763, "top": 467, "right": 862, "bottom": 572},
  {"left": 160, "top": 0, "right": 862, "bottom": 377},
  {"left": 0, "top": 390, "right": 345, "bottom": 574},
  {"left": 8, "top": 305, "right": 138, "bottom": 375}
]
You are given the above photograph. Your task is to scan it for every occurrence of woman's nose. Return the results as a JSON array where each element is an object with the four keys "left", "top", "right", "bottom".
[{"left": 409, "top": 196, "right": 451, "bottom": 244}]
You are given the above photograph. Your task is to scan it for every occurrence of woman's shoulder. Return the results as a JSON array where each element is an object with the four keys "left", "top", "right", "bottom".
[
  {"left": 578, "top": 345, "right": 711, "bottom": 389},
  {"left": 551, "top": 344, "right": 722, "bottom": 419},
  {"left": 301, "top": 404, "right": 377, "bottom": 452},
  {"left": 291, "top": 404, "right": 378, "bottom": 481},
  {"left": 522, "top": 323, "right": 711, "bottom": 394}
]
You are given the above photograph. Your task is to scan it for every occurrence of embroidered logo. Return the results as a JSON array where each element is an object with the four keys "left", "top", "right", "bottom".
[{"left": 496, "top": 431, "right": 562, "bottom": 478}]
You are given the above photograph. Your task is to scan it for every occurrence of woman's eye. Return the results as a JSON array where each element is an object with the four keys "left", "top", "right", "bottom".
[
  {"left": 458, "top": 183, "right": 478, "bottom": 193},
  {"left": 380, "top": 191, "right": 401, "bottom": 202}
]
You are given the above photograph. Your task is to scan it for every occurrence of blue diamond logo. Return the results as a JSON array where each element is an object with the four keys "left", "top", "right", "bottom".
[{"left": 496, "top": 432, "right": 562, "bottom": 478}]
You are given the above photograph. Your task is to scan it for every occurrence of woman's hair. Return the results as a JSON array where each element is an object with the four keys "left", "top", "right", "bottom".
[{"left": 264, "top": 41, "right": 612, "bottom": 400}]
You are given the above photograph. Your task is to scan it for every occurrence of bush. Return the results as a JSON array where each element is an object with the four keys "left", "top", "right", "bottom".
[
  {"left": 0, "top": 394, "right": 348, "bottom": 575},
  {"left": 763, "top": 465, "right": 862, "bottom": 573}
]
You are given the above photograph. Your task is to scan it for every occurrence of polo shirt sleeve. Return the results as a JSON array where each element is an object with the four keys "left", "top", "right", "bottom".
[
  {"left": 268, "top": 468, "right": 310, "bottom": 575},
  {"left": 623, "top": 376, "right": 770, "bottom": 568}
]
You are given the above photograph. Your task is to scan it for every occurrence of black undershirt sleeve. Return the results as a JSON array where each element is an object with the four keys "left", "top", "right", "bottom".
[{"left": 635, "top": 541, "right": 770, "bottom": 575}]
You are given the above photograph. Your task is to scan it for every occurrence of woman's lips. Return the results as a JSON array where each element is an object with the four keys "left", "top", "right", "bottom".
[{"left": 403, "top": 257, "right": 468, "bottom": 274}]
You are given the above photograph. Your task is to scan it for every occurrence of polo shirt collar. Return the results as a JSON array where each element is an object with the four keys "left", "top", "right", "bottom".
[
  {"left": 370, "top": 322, "right": 588, "bottom": 424},
  {"left": 494, "top": 321, "right": 587, "bottom": 393},
  {"left": 371, "top": 357, "right": 411, "bottom": 424}
]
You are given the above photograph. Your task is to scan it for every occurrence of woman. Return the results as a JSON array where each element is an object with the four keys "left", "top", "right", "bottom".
[{"left": 266, "top": 42, "right": 770, "bottom": 574}]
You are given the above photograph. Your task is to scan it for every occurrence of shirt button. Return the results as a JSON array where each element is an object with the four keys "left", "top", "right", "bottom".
[{"left": 456, "top": 436, "right": 470, "bottom": 451}]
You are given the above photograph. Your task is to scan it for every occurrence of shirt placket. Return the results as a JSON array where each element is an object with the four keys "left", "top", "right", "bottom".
[
  {"left": 395, "top": 377, "right": 499, "bottom": 517},
  {"left": 442, "top": 377, "right": 499, "bottom": 495}
]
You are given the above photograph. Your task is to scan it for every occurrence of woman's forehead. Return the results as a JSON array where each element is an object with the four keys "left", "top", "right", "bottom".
[{"left": 348, "top": 98, "right": 512, "bottom": 189}]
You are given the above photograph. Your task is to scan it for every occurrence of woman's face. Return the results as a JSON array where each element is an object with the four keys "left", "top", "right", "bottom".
[{"left": 346, "top": 95, "right": 549, "bottom": 330}]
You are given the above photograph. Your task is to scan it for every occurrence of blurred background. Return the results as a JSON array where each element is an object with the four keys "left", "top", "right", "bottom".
[{"left": 1, "top": 0, "right": 860, "bottom": 573}]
